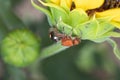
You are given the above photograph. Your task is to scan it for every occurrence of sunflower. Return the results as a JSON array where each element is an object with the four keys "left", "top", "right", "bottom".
[
  {"left": 32, "top": 0, "right": 120, "bottom": 59},
  {"left": 32, "top": 0, "right": 120, "bottom": 38},
  {"left": 46, "top": 0, "right": 120, "bottom": 28}
]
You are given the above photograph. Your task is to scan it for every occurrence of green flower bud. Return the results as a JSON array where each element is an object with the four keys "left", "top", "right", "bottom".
[{"left": 1, "top": 29, "right": 40, "bottom": 67}]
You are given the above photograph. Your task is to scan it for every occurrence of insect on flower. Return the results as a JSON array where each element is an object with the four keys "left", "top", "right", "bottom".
[
  {"left": 49, "top": 28, "right": 80, "bottom": 46},
  {"left": 49, "top": 27, "right": 64, "bottom": 42},
  {"left": 32, "top": 0, "right": 120, "bottom": 59},
  {"left": 61, "top": 36, "right": 80, "bottom": 46}
]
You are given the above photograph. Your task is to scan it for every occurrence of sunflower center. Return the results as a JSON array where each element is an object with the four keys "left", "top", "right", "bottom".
[
  {"left": 86, "top": 0, "right": 120, "bottom": 16},
  {"left": 96, "top": 0, "right": 120, "bottom": 12}
]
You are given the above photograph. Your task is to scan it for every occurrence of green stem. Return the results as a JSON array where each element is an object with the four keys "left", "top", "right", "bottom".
[
  {"left": 31, "top": 0, "right": 55, "bottom": 26},
  {"left": 106, "top": 38, "right": 120, "bottom": 59},
  {"left": 40, "top": 41, "right": 68, "bottom": 60},
  {"left": 31, "top": 42, "right": 69, "bottom": 67}
]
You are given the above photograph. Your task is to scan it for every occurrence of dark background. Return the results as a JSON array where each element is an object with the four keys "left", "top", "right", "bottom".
[{"left": 0, "top": 0, "right": 120, "bottom": 80}]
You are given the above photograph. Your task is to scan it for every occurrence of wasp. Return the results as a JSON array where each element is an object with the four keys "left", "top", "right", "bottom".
[{"left": 49, "top": 28, "right": 80, "bottom": 46}]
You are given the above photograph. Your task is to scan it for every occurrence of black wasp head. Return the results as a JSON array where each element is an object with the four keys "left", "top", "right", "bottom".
[{"left": 49, "top": 31, "right": 61, "bottom": 42}]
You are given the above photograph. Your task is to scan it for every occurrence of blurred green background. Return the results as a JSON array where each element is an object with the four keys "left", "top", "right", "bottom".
[{"left": 0, "top": 0, "right": 120, "bottom": 80}]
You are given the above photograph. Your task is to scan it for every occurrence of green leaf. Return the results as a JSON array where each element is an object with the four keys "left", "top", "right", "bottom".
[
  {"left": 50, "top": 7, "right": 69, "bottom": 24},
  {"left": 38, "top": 0, "right": 71, "bottom": 25},
  {"left": 38, "top": 0, "right": 66, "bottom": 13},
  {"left": 96, "top": 17, "right": 115, "bottom": 36},
  {"left": 107, "top": 38, "right": 120, "bottom": 59},
  {"left": 106, "top": 32, "right": 120, "bottom": 37},
  {"left": 31, "top": 0, "right": 55, "bottom": 26},
  {"left": 96, "top": 22, "right": 114, "bottom": 36},
  {"left": 69, "top": 9, "right": 89, "bottom": 27},
  {"left": 72, "top": 28, "right": 81, "bottom": 37},
  {"left": 77, "top": 19, "right": 99, "bottom": 40},
  {"left": 74, "top": 17, "right": 116, "bottom": 43},
  {"left": 56, "top": 18, "right": 73, "bottom": 35}
]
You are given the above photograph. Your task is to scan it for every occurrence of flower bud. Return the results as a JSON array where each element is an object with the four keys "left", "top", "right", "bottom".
[{"left": 1, "top": 29, "right": 40, "bottom": 67}]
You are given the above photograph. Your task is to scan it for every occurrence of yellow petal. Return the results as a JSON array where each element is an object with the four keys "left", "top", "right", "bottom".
[
  {"left": 50, "top": 0, "right": 60, "bottom": 5},
  {"left": 112, "top": 14, "right": 120, "bottom": 22},
  {"left": 96, "top": 8, "right": 120, "bottom": 22},
  {"left": 111, "top": 21, "right": 120, "bottom": 29},
  {"left": 73, "top": 0, "right": 104, "bottom": 10}
]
